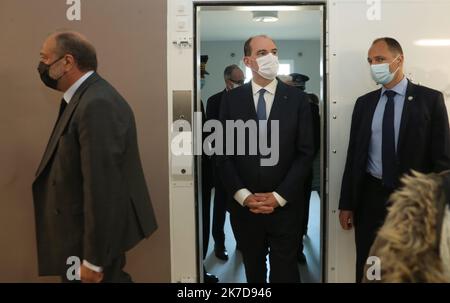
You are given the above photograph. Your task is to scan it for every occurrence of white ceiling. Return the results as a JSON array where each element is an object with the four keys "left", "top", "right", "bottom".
[{"left": 199, "top": 10, "right": 322, "bottom": 41}]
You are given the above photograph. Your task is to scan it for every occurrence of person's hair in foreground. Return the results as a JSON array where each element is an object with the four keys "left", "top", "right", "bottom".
[{"left": 364, "top": 170, "right": 450, "bottom": 283}]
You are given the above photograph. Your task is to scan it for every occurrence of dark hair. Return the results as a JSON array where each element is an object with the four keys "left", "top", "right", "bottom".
[
  {"left": 244, "top": 35, "right": 272, "bottom": 56},
  {"left": 372, "top": 37, "right": 404, "bottom": 55},
  {"left": 223, "top": 64, "right": 240, "bottom": 80},
  {"left": 54, "top": 32, "right": 98, "bottom": 71}
]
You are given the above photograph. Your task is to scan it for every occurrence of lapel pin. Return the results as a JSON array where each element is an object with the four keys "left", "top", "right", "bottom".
[{"left": 408, "top": 96, "right": 414, "bottom": 101}]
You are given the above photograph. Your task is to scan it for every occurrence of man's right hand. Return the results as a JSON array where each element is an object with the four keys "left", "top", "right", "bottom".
[
  {"left": 80, "top": 264, "right": 104, "bottom": 283},
  {"left": 244, "top": 194, "right": 274, "bottom": 214},
  {"left": 339, "top": 210, "right": 354, "bottom": 230}
]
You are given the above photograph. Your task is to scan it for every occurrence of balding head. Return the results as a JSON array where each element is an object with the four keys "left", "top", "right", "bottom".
[
  {"left": 367, "top": 37, "right": 405, "bottom": 88},
  {"left": 50, "top": 31, "right": 98, "bottom": 72},
  {"left": 39, "top": 30, "right": 97, "bottom": 91},
  {"left": 243, "top": 35, "right": 276, "bottom": 57}
]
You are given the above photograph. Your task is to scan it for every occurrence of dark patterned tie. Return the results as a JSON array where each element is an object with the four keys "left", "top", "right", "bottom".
[
  {"left": 57, "top": 98, "right": 67, "bottom": 123},
  {"left": 382, "top": 90, "right": 397, "bottom": 188}
]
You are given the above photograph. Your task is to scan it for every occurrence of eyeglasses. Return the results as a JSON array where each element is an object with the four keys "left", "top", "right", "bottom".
[{"left": 229, "top": 79, "right": 244, "bottom": 85}]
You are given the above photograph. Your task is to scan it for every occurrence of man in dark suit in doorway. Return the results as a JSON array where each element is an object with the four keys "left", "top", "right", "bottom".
[
  {"left": 206, "top": 64, "right": 244, "bottom": 261},
  {"left": 33, "top": 31, "right": 157, "bottom": 283},
  {"left": 339, "top": 37, "right": 450, "bottom": 282},
  {"left": 199, "top": 55, "right": 219, "bottom": 283},
  {"left": 284, "top": 73, "right": 321, "bottom": 264},
  {"left": 218, "top": 35, "right": 314, "bottom": 282}
]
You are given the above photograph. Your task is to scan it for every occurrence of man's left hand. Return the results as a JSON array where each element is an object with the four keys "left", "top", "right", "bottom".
[{"left": 251, "top": 193, "right": 280, "bottom": 214}]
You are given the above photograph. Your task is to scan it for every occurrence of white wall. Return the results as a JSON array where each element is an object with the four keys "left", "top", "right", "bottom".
[
  {"left": 200, "top": 40, "right": 321, "bottom": 104},
  {"left": 167, "top": 0, "right": 197, "bottom": 282}
]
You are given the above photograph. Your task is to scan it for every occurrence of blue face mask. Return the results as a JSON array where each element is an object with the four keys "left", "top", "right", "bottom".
[
  {"left": 200, "top": 79, "right": 206, "bottom": 89},
  {"left": 370, "top": 55, "right": 400, "bottom": 85}
]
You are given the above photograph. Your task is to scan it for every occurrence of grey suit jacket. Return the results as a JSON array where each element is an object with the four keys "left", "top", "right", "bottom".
[{"left": 32, "top": 73, "right": 157, "bottom": 276}]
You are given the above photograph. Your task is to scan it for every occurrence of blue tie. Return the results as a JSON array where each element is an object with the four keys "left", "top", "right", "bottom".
[
  {"left": 382, "top": 90, "right": 397, "bottom": 188},
  {"left": 257, "top": 89, "right": 267, "bottom": 120}
]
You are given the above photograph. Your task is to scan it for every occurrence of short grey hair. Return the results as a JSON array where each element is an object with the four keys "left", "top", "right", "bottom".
[{"left": 223, "top": 64, "right": 241, "bottom": 81}]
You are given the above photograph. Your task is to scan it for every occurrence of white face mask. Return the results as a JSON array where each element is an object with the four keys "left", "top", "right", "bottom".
[
  {"left": 231, "top": 83, "right": 241, "bottom": 89},
  {"left": 370, "top": 55, "right": 400, "bottom": 85},
  {"left": 255, "top": 53, "right": 279, "bottom": 80}
]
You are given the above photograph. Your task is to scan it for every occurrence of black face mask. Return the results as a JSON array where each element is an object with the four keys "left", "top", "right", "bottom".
[{"left": 37, "top": 56, "right": 65, "bottom": 90}]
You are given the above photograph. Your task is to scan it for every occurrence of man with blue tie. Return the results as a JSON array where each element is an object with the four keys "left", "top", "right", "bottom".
[
  {"left": 339, "top": 37, "right": 450, "bottom": 282},
  {"left": 218, "top": 35, "right": 314, "bottom": 282}
]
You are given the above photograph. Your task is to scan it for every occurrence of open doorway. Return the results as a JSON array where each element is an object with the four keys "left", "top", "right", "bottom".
[{"left": 195, "top": 2, "right": 326, "bottom": 283}]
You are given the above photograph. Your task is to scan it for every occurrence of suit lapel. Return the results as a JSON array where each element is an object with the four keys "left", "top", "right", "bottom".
[
  {"left": 35, "top": 73, "right": 100, "bottom": 178},
  {"left": 267, "top": 80, "right": 287, "bottom": 123},
  {"left": 243, "top": 82, "right": 257, "bottom": 120},
  {"left": 397, "top": 80, "right": 416, "bottom": 157}
]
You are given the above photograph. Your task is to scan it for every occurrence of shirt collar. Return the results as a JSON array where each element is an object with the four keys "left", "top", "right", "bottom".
[
  {"left": 63, "top": 71, "right": 94, "bottom": 103},
  {"left": 252, "top": 78, "right": 278, "bottom": 96},
  {"left": 381, "top": 76, "right": 408, "bottom": 97}
]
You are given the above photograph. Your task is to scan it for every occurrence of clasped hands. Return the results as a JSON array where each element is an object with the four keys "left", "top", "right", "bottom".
[{"left": 243, "top": 193, "right": 279, "bottom": 214}]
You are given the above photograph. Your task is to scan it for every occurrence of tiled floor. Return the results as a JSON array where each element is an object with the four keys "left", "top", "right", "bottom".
[{"left": 204, "top": 191, "right": 322, "bottom": 283}]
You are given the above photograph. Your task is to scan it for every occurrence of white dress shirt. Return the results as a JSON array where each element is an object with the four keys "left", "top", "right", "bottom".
[
  {"left": 63, "top": 71, "right": 94, "bottom": 103},
  {"left": 233, "top": 78, "right": 287, "bottom": 208},
  {"left": 62, "top": 70, "right": 102, "bottom": 273}
]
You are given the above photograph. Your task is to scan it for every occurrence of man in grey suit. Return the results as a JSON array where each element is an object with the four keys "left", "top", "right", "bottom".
[{"left": 33, "top": 31, "right": 157, "bottom": 282}]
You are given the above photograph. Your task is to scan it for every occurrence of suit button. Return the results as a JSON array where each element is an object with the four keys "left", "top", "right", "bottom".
[{"left": 54, "top": 209, "right": 60, "bottom": 215}]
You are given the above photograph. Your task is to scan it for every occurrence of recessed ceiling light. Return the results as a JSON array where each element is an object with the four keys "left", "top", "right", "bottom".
[
  {"left": 414, "top": 39, "right": 450, "bottom": 47},
  {"left": 252, "top": 11, "right": 279, "bottom": 23}
]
